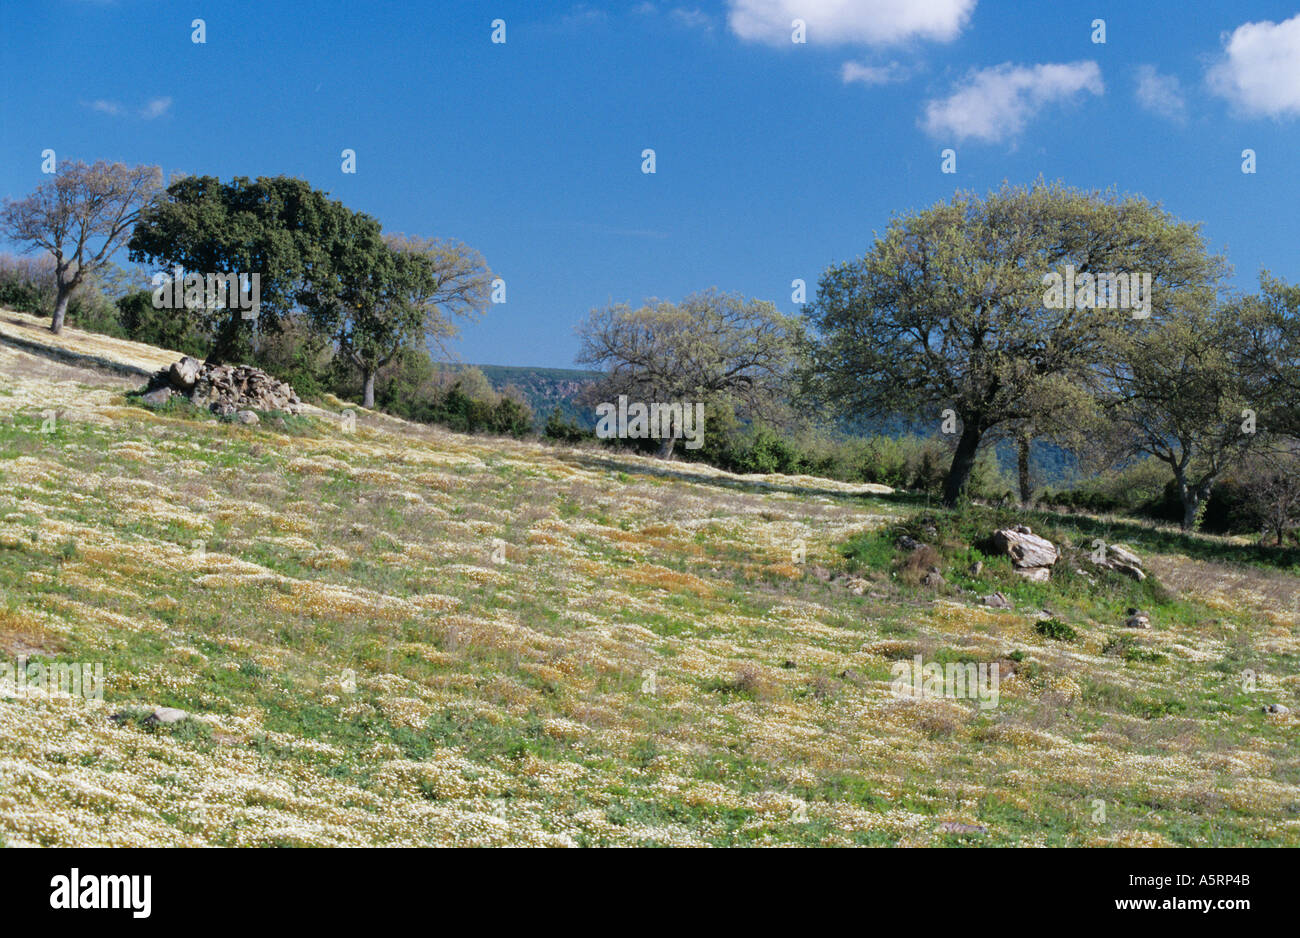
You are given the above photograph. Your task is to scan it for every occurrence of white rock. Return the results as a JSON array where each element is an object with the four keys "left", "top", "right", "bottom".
[
  {"left": 148, "top": 707, "right": 188, "bottom": 724},
  {"left": 992, "top": 528, "right": 1058, "bottom": 578},
  {"left": 168, "top": 356, "right": 202, "bottom": 389},
  {"left": 1108, "top": 544, "right": 1143, "bottom": 568}
]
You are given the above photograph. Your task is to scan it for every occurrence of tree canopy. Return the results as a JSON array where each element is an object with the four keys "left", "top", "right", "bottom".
[
  {"left": 577, "top": 290, "right": 800, "bottom": 457},
  {"left": 1, "top": 160, "right": 162, "bottom": 334},
  {"left": 804, "top": 180, "right": 1225, "bottom": 507},
  {"left": 128, "top": 174, "right": 352, "bottom": 363}
]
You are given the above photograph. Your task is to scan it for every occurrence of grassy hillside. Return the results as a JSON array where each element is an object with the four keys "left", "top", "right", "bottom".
[{"left": 0, "top": 314, "right": 1297, "bottom": 847}]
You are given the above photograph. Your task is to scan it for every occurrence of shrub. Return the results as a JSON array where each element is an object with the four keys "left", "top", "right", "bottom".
[
  {"left": 1035, "top": 618, "right": 1078, "bottom": 642},
  {"left": 117, "top": 288, "right": 210, "bottom": 356},
  {"left": 544, "top": 407, "right": 589, "bottom": 443}
]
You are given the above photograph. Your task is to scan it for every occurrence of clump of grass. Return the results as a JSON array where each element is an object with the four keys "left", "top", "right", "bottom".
[
  {"left": 705, "top": 663, "right": 777, "bottom": 701},
  {"left": 805, "top": 673, "right": 839, "bottom": 701},
  {"left": 1035, "top": 618, "right": 1078, "bottom": 642},
  {"left": 897, "top": 544, "right": 942, "bottom": 586},
  {"left": 125, "top": 391, "right": 216, "bottom": 420},
  {"left": 1102, "top": 633, "right": 1167, "bottom": 663}
]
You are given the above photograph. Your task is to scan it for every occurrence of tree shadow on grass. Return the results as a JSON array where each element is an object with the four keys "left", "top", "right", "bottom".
[{"left": 565, "top": 450, "right": 898, "bottom": 504}]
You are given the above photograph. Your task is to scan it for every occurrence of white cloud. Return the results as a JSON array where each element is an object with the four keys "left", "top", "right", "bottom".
[
  {"left": 670, "top": 8, "right": 713, "bottom": 30},
  {"left": 1207, "top": 13, "right": 1300, "bottom": 118},
  {"left": 140, "top": 97, "right": 172, "bottom": 119},
  {"left": 921, "top": 61, "right": 1103, "bottom": 143},
  {"left": 87, "top": 99, "right": 124, "bottom": 116},
  {"left": 561, "top": 4, "right": 607, "bottom": 27},
  {"left": 841, "top": 60, "right": 907, "bottom": 86},
  {"left": 727, "top": 0, "right": 975, "bottom": 46},
  {"left": 1135, "top": 65, "right": 1185, "bottom": 122}
]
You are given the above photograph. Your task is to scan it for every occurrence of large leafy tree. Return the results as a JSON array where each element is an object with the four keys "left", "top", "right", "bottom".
[
  {"left": 128, "top": 175, "right": 348, "bottom": 363},
  {"left": 576, "top": 289, "right": 800, "bottom": 458},
  {"left": 304, "top": 231, "right": 491, "bottom": 409},
  {"left": 804, "top": 181, "right": 1224, "bottom": 506},
  {"left": 1248, "top": 273, "right": 1300, "bottom": 438},
  {"left": 1, "top": 160, "right": 162, "bottom": 334},
  {"left": 1098, "top": 300, "right": 1268, "bottom": 529}
]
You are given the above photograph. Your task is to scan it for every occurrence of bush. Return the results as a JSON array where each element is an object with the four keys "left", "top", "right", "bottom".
[
  {"left": 1035, "top": 618, "right": 1078, "bottom": 642},
  {"left": 544, "top": 407, "right": 590, "bottom": 443},
  {"left": 0, "top": 253, "right": 56, "bottom": 314},
  {"left": 117, "top": 289, "right": 210, "bottom": 356}
]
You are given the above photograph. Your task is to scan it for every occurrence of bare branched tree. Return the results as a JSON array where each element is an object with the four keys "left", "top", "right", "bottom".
[
  {"left": 1, "top": 160, "right": 162, "bottom": 333},
  {"left": 576, "top": 289, "right": 800, "bottom": 457}
]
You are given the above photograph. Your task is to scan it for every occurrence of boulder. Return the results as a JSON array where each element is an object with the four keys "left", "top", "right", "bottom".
[
  {"left": 1091, "top": 543, "right": 1146, "bottom": 580},
  {"left": 896, "top": 535, "right": 925, "bottom": 552},
  {"left": 141, "top": 387, "right": 173, "bottom": 406},
  {"left": 993, "top": 528, "right": 1058, "bottom": 566},
  {"left": 921, "top": 568, "right": 945, "bottom": 589},
  {"left": 1263, "top": 703, "right": 1290, "bottom": 715},
  {"left": 145, "top": 706, "right": 188, "bottom": 725},
  {"left": 982, "top": 591, "right": 1013, "bottom": 609},
  {"left": 1124, "top": 609, "right": 1151, "bottom": 629},
  {"left": 236, "top": 410, "right": 260, "bottom": 426},
  {"left": 168, "top": 356, "right": 202, "bottom": 389},
  {"left": 840, "top": 576, "right": 870, "bottom": 595},
  {"left": 991, "top": 527, "right": 1058, "bottom": 580},
  {"left": 1108, "top": 544, "right": 1142, "bottom": 568}
]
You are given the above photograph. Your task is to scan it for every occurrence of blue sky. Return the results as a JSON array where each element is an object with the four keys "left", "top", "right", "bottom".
[{"left": 2, "top": 0, "right": 1299, "bottom": 368}]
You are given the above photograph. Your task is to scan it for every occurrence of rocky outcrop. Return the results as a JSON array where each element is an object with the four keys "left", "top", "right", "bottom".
[
  {"left": 991, "top": 526, "right": 1058, "bottom": 582},
  {"left": 1091, "top": 542, "right": 1146, "bottom": 581},
  {"left": 142, "top": 357, "right": 302, "bottom": 417}
]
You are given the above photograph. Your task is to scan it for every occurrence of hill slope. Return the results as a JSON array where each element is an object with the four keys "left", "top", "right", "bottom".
[{"left": 0, "top": 313, "right": 1297, "bottom": 847}]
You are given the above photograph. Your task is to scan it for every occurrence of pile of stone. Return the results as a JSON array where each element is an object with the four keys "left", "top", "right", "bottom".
[
  {"left": 142, "top": 356, "right": 302, "bottom": 419},
  {"left": 991, "top": 525, "right": 1058, "bottom": 582}
]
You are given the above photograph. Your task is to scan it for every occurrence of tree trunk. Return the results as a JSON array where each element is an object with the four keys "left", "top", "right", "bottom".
[
  {"left": 1177, "top": 475, "right": 1210, "bottom": 531},
  {"left": 207, "top": 313, "right": 250, "bottom": 366},
  {"left": 50, "top": 284, "right": 72, "bottom": 334},
  {"left": 942, "top": 421, "right": 984, "bottom": 507},
  {"left": 362, "top": 369, "right": 376, "bottom": 410},
  {"left": 1017, "top": 434, "right": 1033, "bottom": 506},
  {"left": 656, "top": 434, "right": 677, "bottom": 459}
]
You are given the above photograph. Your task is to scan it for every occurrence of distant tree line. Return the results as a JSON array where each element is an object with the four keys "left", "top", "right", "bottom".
[
  {"left": 1, "top": 160, "right": 528, "bottom": 434},
  {"left": 574, "top": 181, "right": 1300, "bottom": 537},
  {"left": 3, "top": 167, "right": 1299, "bottom": 541}
]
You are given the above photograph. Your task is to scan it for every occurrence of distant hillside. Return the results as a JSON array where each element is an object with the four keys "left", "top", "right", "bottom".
[{"left": 475, "top": 364, "right": 601, "bottom": 429}]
